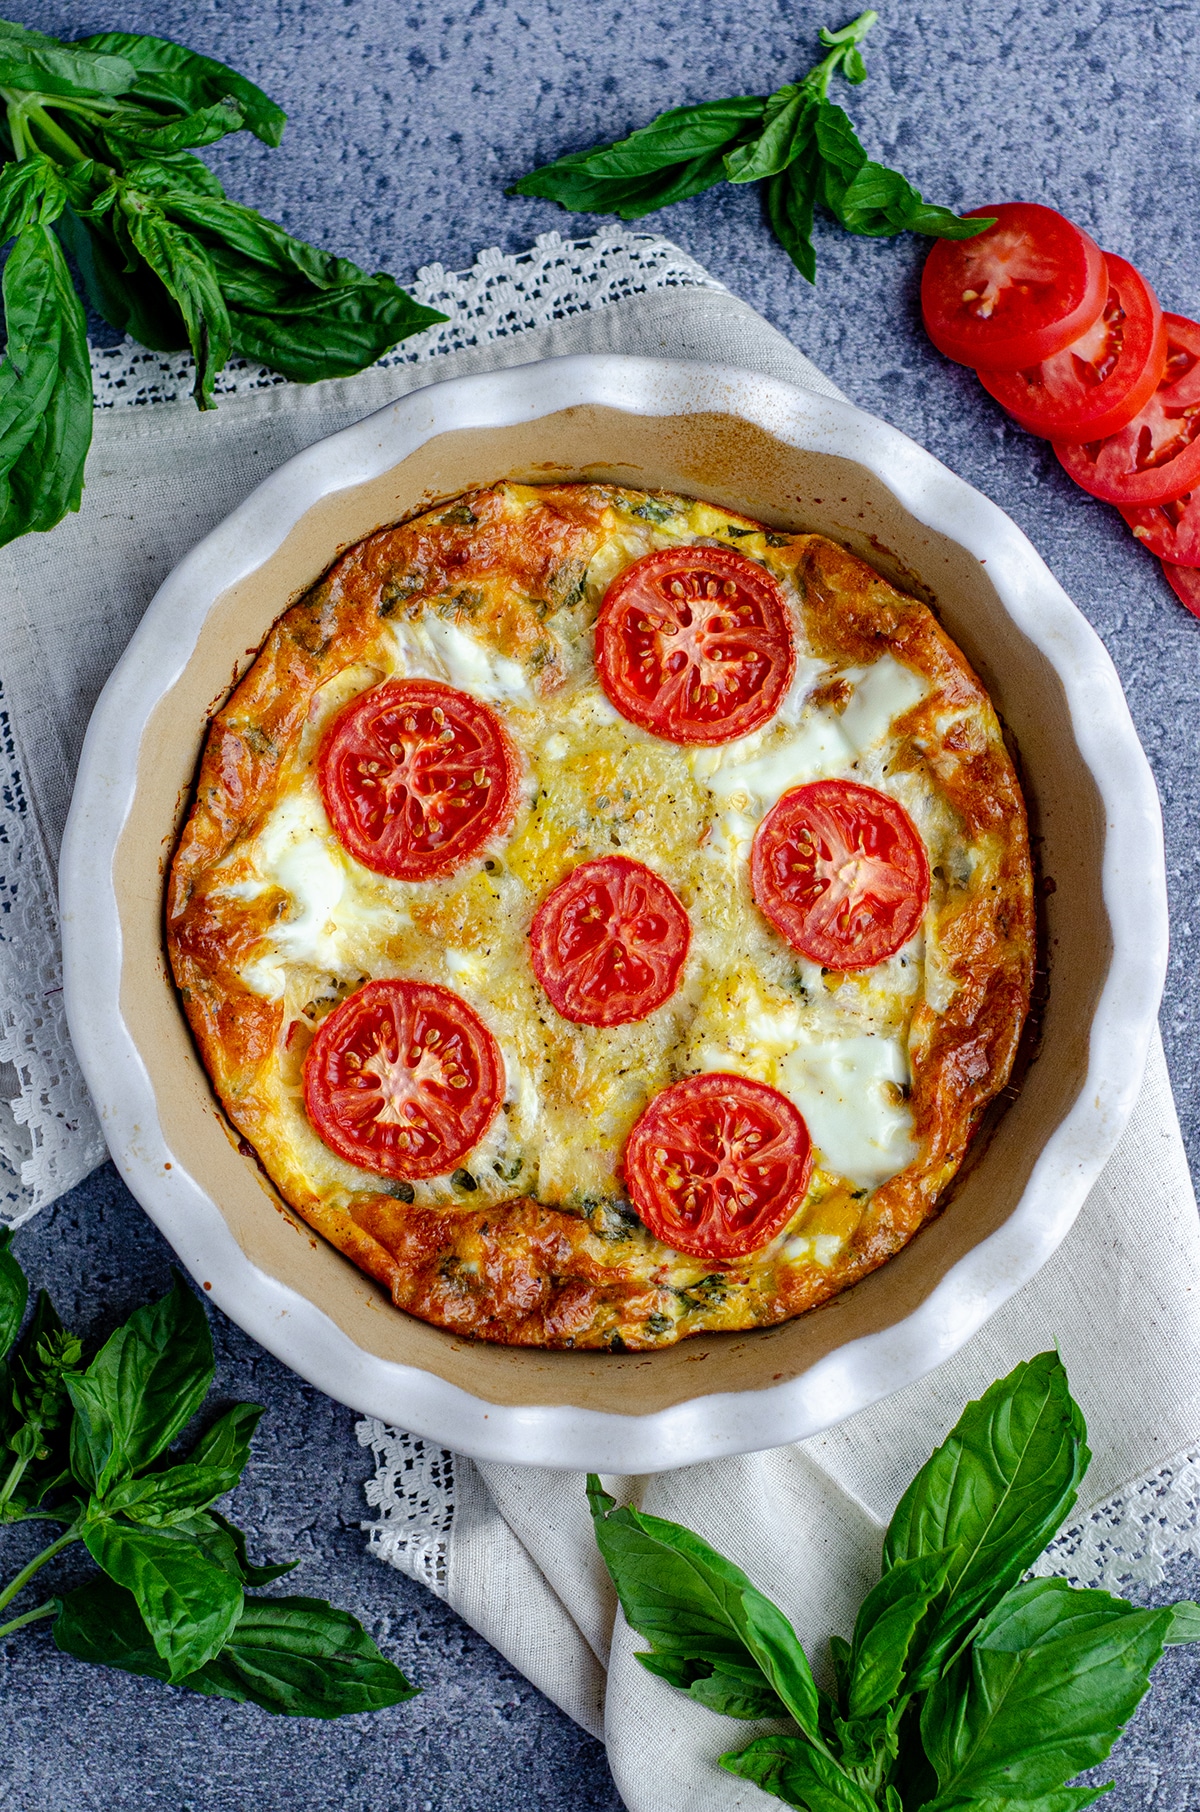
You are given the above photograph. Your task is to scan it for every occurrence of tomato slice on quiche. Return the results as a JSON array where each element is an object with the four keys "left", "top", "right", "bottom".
[
  {"left": 303, "top": 978, "right": 504, "bottom": 1179},
  {"left": 595, "top": 545, "right": 794, "bottom": 744},
  {"left": 530, "top": 855, "right": 690, "bottom": 1027},
  {"left": 318, "top": 678, "right": 518, "bottom": 880},
  {"left": 623, "top": 1072, "right": 814, "bottom": 1262},
  {"left": 751, "top": 779, "right": 930, "bottom": 969}
]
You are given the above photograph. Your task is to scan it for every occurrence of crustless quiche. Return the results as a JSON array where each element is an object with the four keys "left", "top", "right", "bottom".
[{"left": 167, "top": 483, "right": 1035, "bottom": 1350}]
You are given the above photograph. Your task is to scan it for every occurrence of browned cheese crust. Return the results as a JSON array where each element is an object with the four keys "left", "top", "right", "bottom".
[{"left": 168, "top": 484, "right": 1035, "bottom": 1350}]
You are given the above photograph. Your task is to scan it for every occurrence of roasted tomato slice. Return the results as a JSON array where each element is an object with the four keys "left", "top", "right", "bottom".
[
  {"left": 318, "top": 679, "right": 518, "bottom": 880},
  {"left": 921, "top": 203, "right": 1108, "bottom": 370},
  {"left": 1121, "top": 489, "right": 1200, "bottom": 564},
  {"left": 623, "top": 1072, "right": 813, "bottom": 1262},
  {"left": 1160, "top": 560, "right": 1200, "bottom": 621},
  {"left": 751, "top": 779, "right": 929, "bottom": 970},
  {"left": 303, "top": 978, "right": 504, "bottom": 1180},
  {"left": 1055, "top": 314, "right": 1200, "bottom": 506},
  {"left": 530, "top": 855, "right": 690, "bottom": 1027},
  {"left": 978, "top": 254, "right": 1165, "bottom": 441},
  {"left": 595, "top": 546, "right": 795, "bottom": 745}
]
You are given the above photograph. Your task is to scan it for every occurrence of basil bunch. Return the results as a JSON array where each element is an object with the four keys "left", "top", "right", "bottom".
[
  {"left": 591, "top": 1353, "right": 1200, "bottom": 1808},
  {"left": 513, "top": 11, "right": 992, "bottom": 285},
  {"left": 0, "top": 1231, "right": 417, "bottom": 1717},
  {"left": 0, "top": 18, "right": 445, "bottom": 550}
]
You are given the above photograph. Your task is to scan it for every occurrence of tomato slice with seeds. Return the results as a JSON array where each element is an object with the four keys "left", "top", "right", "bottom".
[
  {"left": 751, "top": 779, "right": 929, "bottom": 971},
  {"left": 978, "top": 254, "right": 1165, "bottom": 441},
  {"left": 1120, "top": 489, "right": 1200, "bottom": 565},
  {"left": 318, "top": 679, "right": 518, "bottom": 881},
  {"left": 922, "top": 203, "right": 1108, "bottom": 370},
  {"left": 303, "top": 978, "right": 504, "bottom": 1180},
  {"left": 595, "top": 546, "right": 795, "bottom": 745},
  {"left": 1160, "top": 560, "right": 1200, "bottom": 621},
  {"left": 530, "top": 856, "right": 690, "bottom": 1028},
  {"left": 623, "top": 1072, "right": 813, "bottom": 1262},
  {"left": 1055, "top": 314, "right": 1200, "bottom": 506}
]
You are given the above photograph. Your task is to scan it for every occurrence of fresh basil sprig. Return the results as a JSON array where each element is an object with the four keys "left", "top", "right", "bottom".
[
  {"left": 512, "top": 11, "right": 992, "bottom": 284},
  {"left": 0, "top": 1229, "right": 417, "bottom": 1718},
  {"left": 590, "top": 1352, "right": 1200, "bottom": 1809},
  {"left": 0, "top": 19, "right": 446, "bottom": 551}
]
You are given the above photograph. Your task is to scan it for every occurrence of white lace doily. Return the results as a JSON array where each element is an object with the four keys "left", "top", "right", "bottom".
[
  {"left": 357, "top": 1422, "right": 1200, "bottom": 1611},
  {"left": 0, "top": 225, "right": 723, "bottom": 1225}
]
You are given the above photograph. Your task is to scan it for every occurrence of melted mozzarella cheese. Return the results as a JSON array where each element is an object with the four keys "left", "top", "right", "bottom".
[
  {"left": 780, "top": 1035, "right": 916, "bottom": 1188},
  {"left": 839, "top": 654, "right": 928, "bottom": 753},
  {"left": 386, "top": 615, "right": 532, "bottom": 702}
]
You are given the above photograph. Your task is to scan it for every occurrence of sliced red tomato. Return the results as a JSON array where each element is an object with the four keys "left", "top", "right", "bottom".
[
  {"left": 303, "top": 978, "right": 503, "bottom": 1179},
  {"left": 595, "top": 546, "right": 794, "bottom": 745},
  {"left": 921, "top": 203, "right": 1108, "bottom": 370},
  {"left": 318, "top": 679, "right": 518, "bottom": 881},
  {"left": 1160, "top": 560, "right": 1200, "bottom": 620},
  {"left": 1120, "top": 490, "right": 1200, "bottom": 565},
  {"left": 623, "top": 1072, "right": 813, "bottom": 1262},
  {"left": 751, "top": 779, "right": 929, "bottom": 970},
  {"left": 978, "top": 254, "right": 1165, "bottom": 440},
  {"left": 530, "top": 856, "right": 690, "bottom": 1028},
  {"left": 1055, "top": 314, "right": 1200, "bottom": 506}
]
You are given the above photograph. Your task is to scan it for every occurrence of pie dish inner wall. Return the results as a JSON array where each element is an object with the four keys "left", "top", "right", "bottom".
[{"left": 118, "top": 404, "right": 1108, "bottom": 1416}]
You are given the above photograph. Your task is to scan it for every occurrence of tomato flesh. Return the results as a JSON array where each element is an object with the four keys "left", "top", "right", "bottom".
[
  {"left": 303, "top": 978, "right": 504, "bottom": 1180},
  {"left": 318, "top": 679, "right": 518, "bottom": 881},
  {"left": 978, "top": 254, "right": 1165, "bottom": 441},
  {"left": 922, "top": 203, "right": 1108, "bottom": 370},
  {"left": 1055, "top": 314, "right": 1200, "bottom": 506},
  {"left": 595, "top": 546, "right": 795, "bottom": 745},
  {"left": 530, "top": 856, "right": 690, "bottom": 1027},
  {"left": 751, "top": 779, "right": 929, "bottom": 970},
  {"left": 1121, "top": 489, "right": 1200, "bottom": 565},
  {"left": 622, "top": 1071, "right": 813, "bottom": 1262},
  {"left": 1160, "top": 560, "right": 1200, "bottom": 620}
]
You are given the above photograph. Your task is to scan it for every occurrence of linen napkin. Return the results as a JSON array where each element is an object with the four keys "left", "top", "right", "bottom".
[{"left": 1, "top": 223, "right": 1196, "bottom": 1811}]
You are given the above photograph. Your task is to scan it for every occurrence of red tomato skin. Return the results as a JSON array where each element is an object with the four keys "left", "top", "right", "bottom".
[
  {"left": 595, "top": 545, "right": 795, "bottom": 746},
  {"left": 318, "top": 679, "right": 519, "bottom": 882},
  {"left": 623, "top": 1071, "right": 813, "bottom": 1262},
  {"left": 1055, "top": 314, "right": 1200, "bottom": 507},
  {"left": 1161, "top": 560, "right": 1200, "bottom": 620},
  {"left": 1120, "top": 491, "right": 1200, "bottom": 565},
  {"left": 303, "top": 978, "right": 504, "bottom": 1180},
  {"left": 922, "top": 203, "right": 1108, "bottom": 370},
  {"left": 751, "top": 779, "right": 930, "bottom": 971},
  {"left": 978, "top": 254, "right": 1166, "bottom": 441},
  {"left": 529, "top": 856, "right": 690, "bottom": 1028}
]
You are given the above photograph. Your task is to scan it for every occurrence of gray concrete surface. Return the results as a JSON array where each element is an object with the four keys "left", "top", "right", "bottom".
[{"left": 3, "top": 0, "right": 1200, "bottom": 1805}]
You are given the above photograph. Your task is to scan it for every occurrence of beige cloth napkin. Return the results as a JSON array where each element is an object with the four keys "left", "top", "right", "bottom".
[{"left": 1, "top": 226, "right": 1196, "bottom": 1810}]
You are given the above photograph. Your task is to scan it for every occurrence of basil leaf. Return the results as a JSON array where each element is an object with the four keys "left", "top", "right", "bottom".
[
  {"left": 0, "top": 223, "right": 93, "bottom": 544},
  {"left": 883, "top": 1352, "right": 1089, "bottom": 1687},
  {"left": 0, "top": 1290, "right": 81, "bottom": 1517},
  {"left": 0, "top": 21, "right": 135, "bottom": 99},
  {"left": 725, "top": 88, "right": 815, "bottom": 184},
  {"left": 67, "top": 1272, "right": 214, "bottom": 1495},
  {"left": 579, "top": 97, "right": 765, "bottom": 179},
  {"left": 0, "top": 1229, "right": 28, "bottom": 1361},
  {"left": 0, "top": 224, "right": 68, "bottom": 476},
  {"left": 937, "top": 1792, "right": 1111, "bottom": 1812},
  {"left": 55, "top": 200, "right": 188, "bottom": 350},
  {"left": 82, "top": 1516, "right": 244, "bottom": 1680},
  {"left": 846, "top": 1549, "right": 953, "bottom": 1718},
  {"left": 813, "top": 99, "right": 869, "bottom": 184},
  {"left": 587, "top": 1475, "right": 822, "bottom": 1740},
  {"left": 638, "top": 1650, "right": 790, "bottom": 1719},
  {"left": 207, "top": 1509, "right": 299, "bottom": 1587},
  {"left": 720, "top": 1733, "right": 877, "bottom": 1811},
  {"left": 54, "top": 1573, "right": 176, "bottom": 1683},
  {"left": 226, "top": 282, "right": 444, "bottom": 384},
  {"left": 197, "top": 1596, "right": 419, "bottom": 1717},
  {"left": 765, "top": 153, "right": 819, "bottom": 282},
  {"left": 116, "top": 195, "right": 230, "bottom": 408},
  {"left": 139, "top": 188, "right": 366, "bottom": 290},
  {"left": 99, "top": 1402, "right": 262, "bottom": 1523},
  {"left": 189, "top": 1402, "right": 263, "bottom": 1477},
  {"left": 103, "top": 98, "right": 246, "bottom": 157},
  {"left": 75, "top": 31, "right": 287, "bottom": 147},
  {"left": 920, "top": 1578, "right": 1172, "bottom": 1804},
  {"left": 1166, "top": 1600, "right": 1200, "bottom": 1644}
]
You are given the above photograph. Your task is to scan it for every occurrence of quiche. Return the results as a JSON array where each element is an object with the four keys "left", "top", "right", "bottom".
[{"left": 167, "top": 482, "right": 1035, "bottom": 1351}]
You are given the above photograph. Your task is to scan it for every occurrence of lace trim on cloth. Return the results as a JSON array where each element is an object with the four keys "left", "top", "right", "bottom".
[
  {"left": 0, "top": 225, "right": 722, "bottom": 1224},
  {"left": 357, "top": 1422, "right": 456, "bottom": 1599}
]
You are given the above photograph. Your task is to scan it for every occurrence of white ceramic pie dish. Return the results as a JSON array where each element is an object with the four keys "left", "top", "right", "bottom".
[{"left": 60, "top": 354, "right": 1167, "bottom": 1471}]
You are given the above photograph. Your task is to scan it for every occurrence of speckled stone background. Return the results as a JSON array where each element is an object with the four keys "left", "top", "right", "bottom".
[{"left": 3, "top": 2, "right": 1200, "bottom": 1806}]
